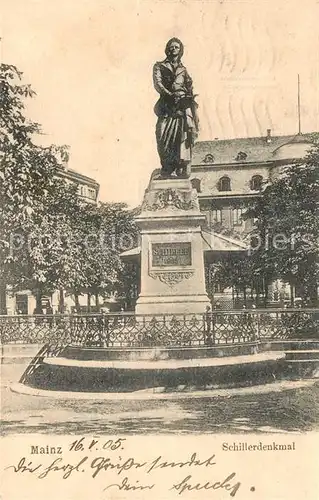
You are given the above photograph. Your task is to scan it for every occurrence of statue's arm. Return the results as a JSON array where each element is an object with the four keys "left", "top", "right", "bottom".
[
  {"left": 153, "top": 63, "right": 172, "bottom": 97},
  {"left": 184, "top": 70, "right": 194, "bottom": 94}
]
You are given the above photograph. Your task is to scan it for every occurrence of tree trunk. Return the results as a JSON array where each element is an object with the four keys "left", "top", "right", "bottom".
[
  {"left": 34, "top": 290, "right": 43, "bottom": 314},
  {"left": 290, "top": 283, "right": 295, "bottom": 307},
  {"left": 210, "top": 267, "right": 215, "bottom": 305},
  {"left": 74, "top": 293, "right": 81, "bottom": 313},
  {"left": 0, "top": 279, "right": 7, "bottom": 315},
  {"left": 243, "top": 287, "right": 247, "bottom": 307},
  {"left": 304, "top": 281, "right": 318, "bottom": 306},
  {"left": 58, "top": 289, "right": 65, "bottom": 314},
  {"left": 255, "top": 281, "right": 259, "bottom": 307},
  {"left": 87, "top": 293, "right": 91, "bottom": 313},
  {"left": 258, "top": 280, "right": 263, "bottom": 308},
  {"left": 95, "top": 293, "right": 99, "bottom": 310},
  {"left": 311, "top": 283, "right": 318, "bottom": 306},
  {"left": 263, "top": 278, "right": 268, "bottom": 308}
]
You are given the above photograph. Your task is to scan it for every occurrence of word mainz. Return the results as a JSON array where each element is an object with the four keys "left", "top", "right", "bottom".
[{"left": 31, "top": 446, "right": 62, "bottom": 455}]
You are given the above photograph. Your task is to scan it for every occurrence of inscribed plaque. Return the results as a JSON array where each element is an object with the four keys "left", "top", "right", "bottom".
[{"left": 152, "top": 242, "right": 192, "bottom": 267}]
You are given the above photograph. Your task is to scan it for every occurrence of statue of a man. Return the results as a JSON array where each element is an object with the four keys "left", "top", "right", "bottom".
[{"left": 153, "top": 38, "right": 199, "bottom": 178}]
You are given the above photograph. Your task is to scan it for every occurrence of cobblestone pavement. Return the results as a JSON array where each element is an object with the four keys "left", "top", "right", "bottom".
[{"left": 1, "top": 363, "right": 319, "bottom": 436}]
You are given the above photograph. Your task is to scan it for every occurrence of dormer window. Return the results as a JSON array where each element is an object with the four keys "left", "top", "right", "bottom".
[
  {"left": 191, "top": 178, "right": 201, "bottom": 193},
  {"left": 218, "top": 176, "right": 231, "bottom": 192},
  {"left": 235, "top": 151, "right": 247, "bottom": 161},
  {"left": 203, "top": 154, "right": 215, "bottom": 163},
  {"left": 250, "top": 175, "right": 263, "bottom": 191}
]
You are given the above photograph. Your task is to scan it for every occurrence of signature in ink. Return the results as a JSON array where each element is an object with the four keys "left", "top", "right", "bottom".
[{"left": 170, "top": 473, "right": 241, "bottom": 497}]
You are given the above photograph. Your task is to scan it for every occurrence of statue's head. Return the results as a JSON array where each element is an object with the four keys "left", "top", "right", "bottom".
[{"left": 165, "top": 38, "right": 184, "bottom": 60}]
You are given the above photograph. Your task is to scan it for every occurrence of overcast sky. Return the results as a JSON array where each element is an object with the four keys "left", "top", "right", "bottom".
[{"left": 1, "top": 0, "right": 318, "bottom": 206}]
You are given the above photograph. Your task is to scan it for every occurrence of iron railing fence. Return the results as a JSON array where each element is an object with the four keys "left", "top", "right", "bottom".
[{"left": 0, "top": 309, "right": 318, "bottom": 348}]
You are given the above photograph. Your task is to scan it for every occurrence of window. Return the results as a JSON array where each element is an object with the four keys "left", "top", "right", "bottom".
[
  {"left": 203, "top": 154, "right": 215, "bottom": 163},
  {"left": 191, "top": 178, "right": 201, "bottom": 192},
  {"left": 78, "top": 185, "right": 86, "bottom": 197},
  {"left": 211, "top": 209, "right": 222, "bottom": 224},
  {"left": 235, "top": 151, "right": 247, "bottom": 161},
  {"left": 218, "top": 176, "right": 231, "bottom": 192},
  {"left": 233, "top": 208, "right": 243, "bottom": 225},
  {"left": 250, "top": 175, "right": 263, "bottom": 191},
  {"left": 88, "top": 188, "right": 96, "bottom": 199}
]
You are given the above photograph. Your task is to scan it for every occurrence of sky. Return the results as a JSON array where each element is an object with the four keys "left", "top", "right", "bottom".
[{"left": 1, "top": 0, "right": 318, "bottom": 206}]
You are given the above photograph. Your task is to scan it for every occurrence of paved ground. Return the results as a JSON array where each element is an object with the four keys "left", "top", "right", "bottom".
[{"left": 1, "top": 362, "right": 319, "bottom": 436}]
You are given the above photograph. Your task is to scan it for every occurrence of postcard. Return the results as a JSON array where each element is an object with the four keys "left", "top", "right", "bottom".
[{"left": 1, "top": 0, "right": 318, "bottom": 499}]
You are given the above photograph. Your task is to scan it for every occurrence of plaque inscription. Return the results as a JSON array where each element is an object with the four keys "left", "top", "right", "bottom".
[{"left": 152, "top": 242, "right": 192, "bottom": 267}]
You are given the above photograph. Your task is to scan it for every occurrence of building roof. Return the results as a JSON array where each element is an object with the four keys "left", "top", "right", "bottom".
[
  {"left": 192, "top": 133, "right": 314, "bottom": 166},
  {"left": 201, "top": 228, "right": 247, "bottom": 252},
  {"left": 57, "top": 165, "right": 100, "bottom": 187},
  {"left": 121, "top": 246, "right": 141, "bottom": 258}
]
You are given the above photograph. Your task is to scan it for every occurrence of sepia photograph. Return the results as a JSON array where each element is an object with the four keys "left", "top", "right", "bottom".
[{"left": 1, "top": 0, "right": 319, "bottom": 498}]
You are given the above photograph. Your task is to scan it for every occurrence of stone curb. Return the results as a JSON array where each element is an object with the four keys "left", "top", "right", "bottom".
[
  {"left": 10, "top": 379, "right": 317, "bottom": 402},
  {"left": 43, "top": 351, "right": 285, "bottom": 369}
]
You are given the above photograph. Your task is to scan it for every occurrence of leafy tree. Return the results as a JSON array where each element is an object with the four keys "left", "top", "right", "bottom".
[
  {"left": 1, "top": 64, "right": 139, "bottom": 315},
  {"left": 76, "top": 202, "right": 138, "bottom": 311},
  {"left": 206, "top": 255, "right": 263, "bottom": 308},
  {"left": 245, "top": 137, "right": 319, "bottom": 305},
  {"left": 0, "top": 64, "right": 69, "bottom": 312},
  {"left": 13, "top": 180, "right": 86, "bottom": 312}
]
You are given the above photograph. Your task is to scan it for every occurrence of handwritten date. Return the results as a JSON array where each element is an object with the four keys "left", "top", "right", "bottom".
[{"left": 69, "top": 437, "right": 126, "bottom": 452}]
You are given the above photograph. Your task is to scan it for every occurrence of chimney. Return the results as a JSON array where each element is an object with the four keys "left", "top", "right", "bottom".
[{"left": 266, "top": 129, "right": 272, "bottom": 143}]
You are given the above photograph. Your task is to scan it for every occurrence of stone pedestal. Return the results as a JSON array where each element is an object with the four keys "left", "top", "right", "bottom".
[{"left": 135, "top": 177, "right": 210, "bottom": 315}]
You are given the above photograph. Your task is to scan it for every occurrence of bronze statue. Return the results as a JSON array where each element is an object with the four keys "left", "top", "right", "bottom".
[{"left": 153, "top": 38, "right": 199, "bottom": 178}]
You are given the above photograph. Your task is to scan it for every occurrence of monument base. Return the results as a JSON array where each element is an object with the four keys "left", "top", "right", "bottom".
[
  {"left": 135, "top": 176, "right": 210, "bottom": 316},
  {"left": 135, "top": 293, "right": 210, "bottom": 315}
]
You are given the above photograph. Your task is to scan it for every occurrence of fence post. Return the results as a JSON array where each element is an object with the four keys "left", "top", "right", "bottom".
[
  {"left": 97, "top": 314, "right": 103, "bottom": 347},
  {"left": 204, "top": 310, "right": 214, "bottom": 346},
  {"left": 105, "top": 316, "right": 110, "bottom": 347},
  {"left": 212, "top": 312, "right": 216, "bottom": 345},
  {"left": 254, "top": 312, "right": 259, "bottom": 341}
]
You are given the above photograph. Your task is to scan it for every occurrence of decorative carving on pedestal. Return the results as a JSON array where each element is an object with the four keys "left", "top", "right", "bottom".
[
  {"left": 144, "top": 188, "right": 199, "bottom": 211},
  {"left": 149, "top": 270, "right": 194, "bottom": 287}
]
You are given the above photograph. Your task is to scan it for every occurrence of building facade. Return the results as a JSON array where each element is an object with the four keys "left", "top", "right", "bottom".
[
  {"left": 121, "top": 131, "right": 315, "bottom": 310},
  {"left": 56, "top": 165, "right": 100, "bottom": 203},
  {"left": 191, "top": 131, "right": 312, "bottom": 234},
  {"left": 190, "top": 130, "right": 314, "bottom": 307}
]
